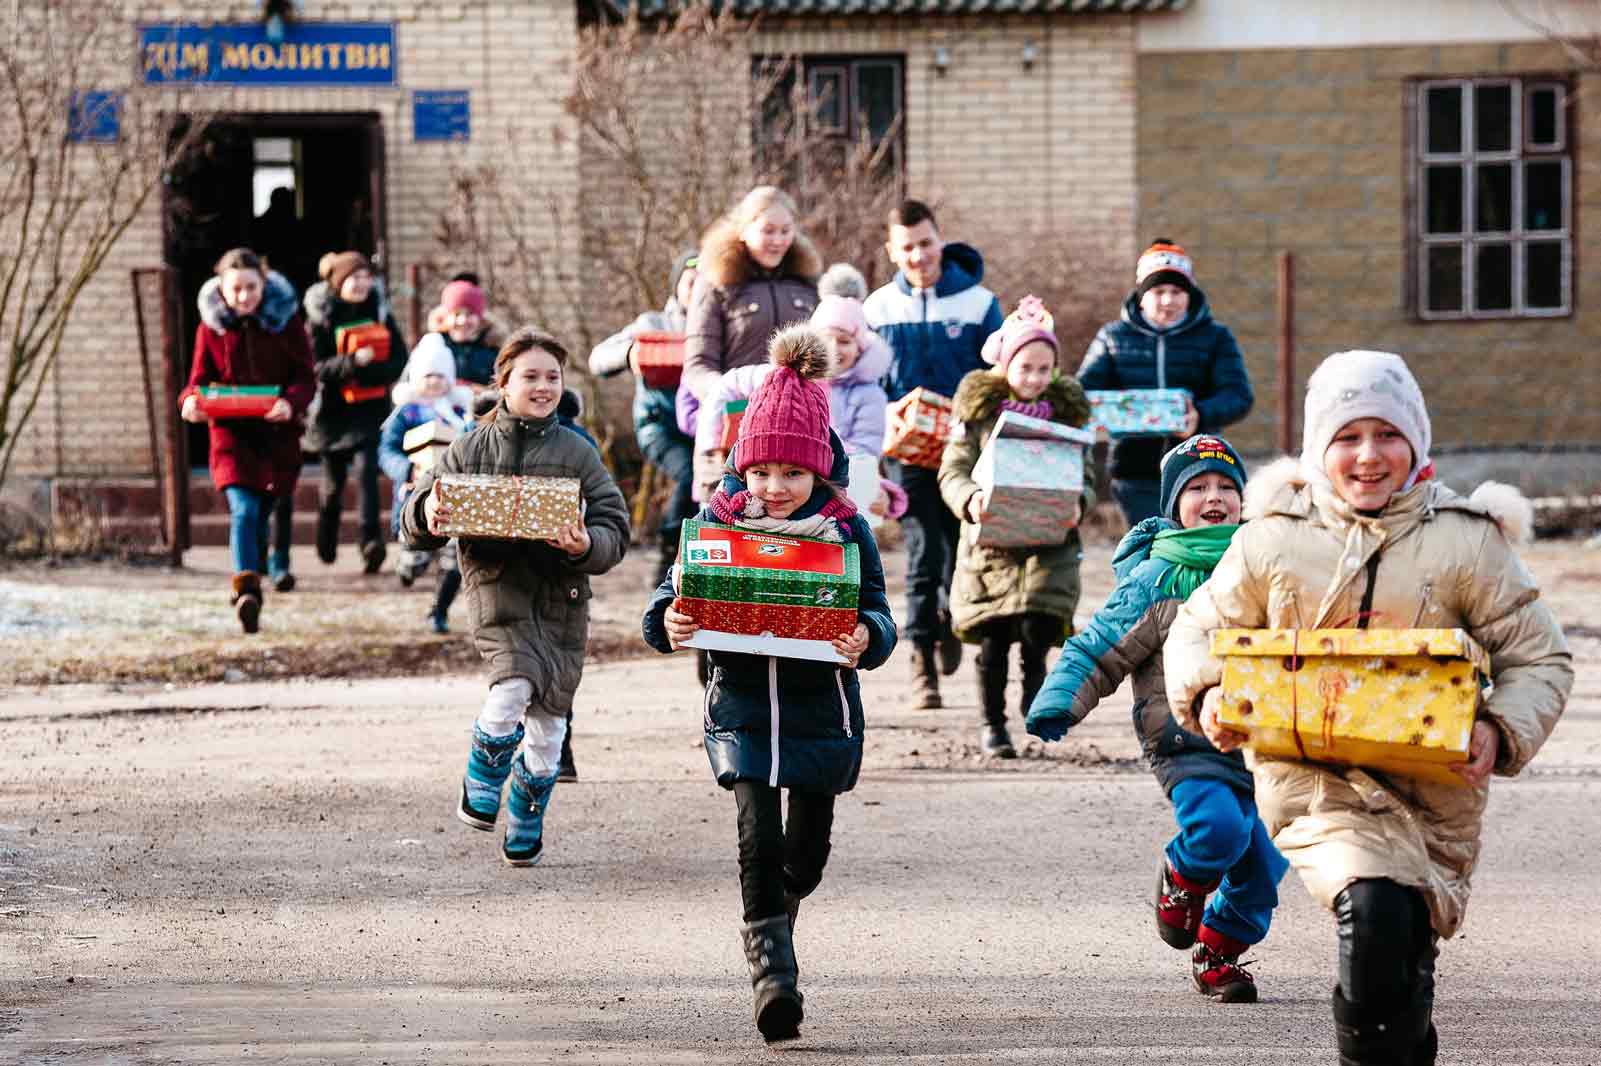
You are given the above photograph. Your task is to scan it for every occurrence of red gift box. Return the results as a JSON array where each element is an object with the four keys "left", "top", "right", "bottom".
[
  {"left": 194, "top": 385, "right": 281, "bottom": 418},
  {"left": 883, "top": 388, "right": 953, "bottom": 469},
  {"left": 719, "top": 399, "right": 747, "bottom": 452},
  {"left": 336, "top": 320, "right": 391, "bottom": 364},
  {"left": 630, "top": 331, "right": 685, "bottom": 389}
]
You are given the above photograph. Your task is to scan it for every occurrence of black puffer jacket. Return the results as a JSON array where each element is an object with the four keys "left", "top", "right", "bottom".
[
  {"left": 1077, "top": 290, "right": 1253, "bottom": 480},
  {"left": 303, "top": 280, "right": 407, "bottom": 453}
]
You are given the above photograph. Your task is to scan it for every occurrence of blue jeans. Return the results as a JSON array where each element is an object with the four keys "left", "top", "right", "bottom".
[
  {"left": 641, "top": 431, "right": 695, "bottom": 543},
  {"left": 895, "top": 462, "right": 958, "bottom": 647},
  {"left": 1112, "top": 477, "right": 1164, "bottom": 526},
  {"left": 1165, "top": 777, "right": 1289, "bottom": 946},
  {"left": 224, "top": 486, "right": 272, "bottom": 576}
]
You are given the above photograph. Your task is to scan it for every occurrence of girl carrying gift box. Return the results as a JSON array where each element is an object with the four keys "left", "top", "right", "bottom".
[
  {"left": 400, "top": 327, "right": 630, "bottom": 868},
  {"left": 938, "top": 296, "right": 1092, "bottom": 760},
  {"left": 1026, "top": 434, "right": 1288, "bottom": 1004},
  {"left": 1164, "top": 350, "right": 1572, "bottom": 1065},
  {"left": 641, "top": 324, "right": 896, "bottom": 1045},
  {"left": 179, "top": 247, "right": 316, "bottom": 634}
]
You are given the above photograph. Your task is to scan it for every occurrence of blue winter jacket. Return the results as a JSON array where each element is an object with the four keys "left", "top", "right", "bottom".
[
  {"left": 1025, "top": 517, "right": 1251, "bottom": 797},
  {"left": 641, "top": 434, "right": 898, "bottom": 794},
  {"left": 1077, "top": 290, "right": 1253, "bottom": 481},
  {"left": 378, "top": 397, "right": 473, "bottom": 539},
  {"left": 863, "top": 242, "right": 1005, "bottom": 403}
]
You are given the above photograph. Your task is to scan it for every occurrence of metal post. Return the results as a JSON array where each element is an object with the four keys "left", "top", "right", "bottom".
[
  {"left": 158, "top": 267, "right": 189, "bottom": 563},
  {"left": 131, "top": 269, "right": 166, "bottom": 548},
  {"left": 408, "top": 262, "right": 423, "bottom": 342},
  {"left": 1277, "top": 251, "right": 1295, "bottom": 455}
]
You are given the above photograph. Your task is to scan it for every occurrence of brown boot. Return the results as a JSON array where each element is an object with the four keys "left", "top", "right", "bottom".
[
  {"left": 909, "top": 644, "right": 942, "bottom": 709},
  {"left": 231, "top": 572, "right": 262, "bottom": 634}
]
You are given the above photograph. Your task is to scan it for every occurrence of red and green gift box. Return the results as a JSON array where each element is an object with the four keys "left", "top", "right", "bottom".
[
  {"left": 883, "top": 387, "right": 953, "bottom": 469},
  {"left": 335, "top": 319, "right": 391, "bottom": 363},
  {"left": 630, "top": 331, "right": 686, "bottom": 390},
  {"left": 719, "top": 398, "right": 747, "bottom": 452},
  {"left": 676, "top": 519, "right": 860, "bottom": 662},
  {"left": 194, "top": 385, "right": 281, "bottom": 418}
]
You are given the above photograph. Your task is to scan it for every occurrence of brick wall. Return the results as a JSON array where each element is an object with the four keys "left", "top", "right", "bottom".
[
  {"left": 1138, "top": 41, "right": 1600, "bottom": 452},
  {"left": 5, "top": 0, "right": 578, "bottom": 482}
]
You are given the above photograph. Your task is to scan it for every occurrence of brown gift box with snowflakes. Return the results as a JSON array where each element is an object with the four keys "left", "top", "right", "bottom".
[{"left": 433, "top": 474, "right": 582, "bottom": 540}]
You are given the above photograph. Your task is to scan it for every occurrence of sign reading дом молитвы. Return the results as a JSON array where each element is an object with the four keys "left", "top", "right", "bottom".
[{"left": 140, "top": 23, "right": 397, "bottom": 86}]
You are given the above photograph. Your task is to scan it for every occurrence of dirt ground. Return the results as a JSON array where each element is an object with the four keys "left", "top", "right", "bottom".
[{"left": 2, "top": 535, "right": 1599, "bottom": 1063}]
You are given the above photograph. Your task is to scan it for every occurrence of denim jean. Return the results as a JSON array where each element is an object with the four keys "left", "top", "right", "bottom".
[
  {"left": 732, "top": 781, "right": 837, "bottom": 923},
  {"left": 266, "top": 492, "right": 294, "bottom": 576},
  {"left": 224, "top": 485, "right": 272, "bottom": 575},
  {"left": 1165, "top": 777, "right": 1289, "bottom": 946},
  {"left": 895, "top": 462, "right": 958, "bottom": 647}
]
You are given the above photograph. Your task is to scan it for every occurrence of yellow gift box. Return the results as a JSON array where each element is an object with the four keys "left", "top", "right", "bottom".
[{"left": 1211, "top": 628, "right": 1489, "bottom": 786}]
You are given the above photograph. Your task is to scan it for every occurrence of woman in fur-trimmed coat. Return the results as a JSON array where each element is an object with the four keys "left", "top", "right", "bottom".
[{"left": 680, "top": 185, "right": 821, "bottom": 405}]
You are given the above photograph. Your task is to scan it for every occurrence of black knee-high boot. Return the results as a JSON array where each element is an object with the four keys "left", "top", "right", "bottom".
[{"left": 1332, "top": 879, "right": 1436, "bottom": 1065}]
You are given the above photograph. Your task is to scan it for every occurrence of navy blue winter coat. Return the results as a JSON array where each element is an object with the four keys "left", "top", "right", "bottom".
[
  {"left": 1024, "top": 517, "right": 1251, "bottom": 797},
  {"left": 1077, "top": 290, "right": 1253, "bottom": 481},
  {"left": 641, "top": 437, "right": 897, "bottom": 794},
  {"left": 863, "top": 242, "right": 1005, "bottom": 403}
]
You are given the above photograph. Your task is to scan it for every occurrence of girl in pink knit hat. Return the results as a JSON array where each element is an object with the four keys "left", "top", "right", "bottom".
[
  {"left": 940, "top": 296, "right": 1093, "bottom": 759},
  {"left": 642, "top": 323, "right": 898, "bottom": 1045}
]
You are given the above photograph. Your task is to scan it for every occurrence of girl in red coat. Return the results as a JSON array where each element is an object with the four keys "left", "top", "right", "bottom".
[{"left": 179, "top": 248, "right": 316, "bottom": 632}]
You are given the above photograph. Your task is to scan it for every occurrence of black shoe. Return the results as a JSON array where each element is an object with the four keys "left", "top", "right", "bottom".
[
  {"left": 937, "top": 628, "right": 963, "bottom": 677},
  {"left": 427, "top": 611, "right": 449, "bottom": 635},
  {"left": 501, "top": 836, "right": 544, "bottom": 868},
  {"left": 315, "top": 511, "right": 338, "bottom": 564},
  {"left": 743, "top": 915, "right": 803, "bottom": 1043},
  {"left": 557, "top": 732, "right": 577, "bottom": 782},
  {"left": 360, "top": 539, "right": 386, "bottom": 575},
  {"left": 981, "top": 723, "right": 1016, "bottom": 759}
]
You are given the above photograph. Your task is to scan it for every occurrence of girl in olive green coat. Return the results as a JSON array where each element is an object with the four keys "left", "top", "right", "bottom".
[{"left": 939, "top": 297, "right": 1092, "bottom": 758}]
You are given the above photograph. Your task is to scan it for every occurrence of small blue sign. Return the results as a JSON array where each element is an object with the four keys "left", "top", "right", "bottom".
[
  {"left": 140, "top": 23, "right": 397, "bottom": 86},
  {"left": 69, "top": 92, "right": 122, "bottom": 143},
  {"left": 414, "top": 90, "right": 471, "bottom": 142}
]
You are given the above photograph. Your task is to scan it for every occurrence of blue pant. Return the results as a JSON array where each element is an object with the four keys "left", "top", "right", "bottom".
[
  {"left": 895, "top": 462, "right": 957, "bottom": 647},
  {"left": 1112, "top": 477, "right": 1164, "bottom": 527},
  {"left": 1165, "top": 777, "right": 1289, "bottom": 946},
  {"left": 224, "top": 486, "right": 272, "bottom": 575},
  {"left": 640, "top": 430, "right": 695, "bottom": 542}
]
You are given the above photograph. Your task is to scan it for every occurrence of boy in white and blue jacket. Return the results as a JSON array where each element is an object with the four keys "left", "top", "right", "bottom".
[
  {"left": 1026, "top": 435, "right": 1287, "bottom": 1004},
  {"left": 862, "top": 199, "right": 1004, "bottom": 708},
  {"left": 378, "top": 344, "right": 474, "bottom": 632}
]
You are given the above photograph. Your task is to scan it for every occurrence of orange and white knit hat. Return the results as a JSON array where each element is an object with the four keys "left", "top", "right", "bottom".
[{"left": 1135, "top": 239, "right": 1196, "bottom": 297}]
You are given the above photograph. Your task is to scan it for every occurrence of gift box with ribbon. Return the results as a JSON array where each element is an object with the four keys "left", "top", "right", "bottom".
[
  {"left": 194, "top": 385, "right": 281, "bottom": 419},
  {"left": 335, "top": 320, "right": 391, "bottom": 364},
  {"left": 676, "top": 518, "right": 860, "bottom": 663},
  {"left": 882, "top": 388, "right": 953, "bottom": 469},
  {"left": 1086, "top": 388, "right": 1189, "bottom": 437},
  {"left": 403, "top": 421, "right": 459, "bottom": 475},
  {"left": 433, "top": 473, "right": 582, "bottom": 541},
  {"left": 630, "top": 331, "right": 686, "bottom": 390},
  {"left": 971, "top": 411, "right": 1093, "bottom": 548},
  {"left": 1212, "top": 627, "right": 1487, "bottom": 786}
]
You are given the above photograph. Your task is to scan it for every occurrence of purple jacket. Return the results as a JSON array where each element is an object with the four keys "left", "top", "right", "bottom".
[{"left": 827, "top": 333, "right": 892, "bottom": 457}]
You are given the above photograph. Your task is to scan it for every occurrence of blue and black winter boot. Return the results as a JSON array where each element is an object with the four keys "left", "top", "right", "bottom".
[
  {"left": 503, "top": 753, "right": 558, "bottom": 867},
  {"left": 457, "top": 724, "right": 524, "bottom": 831}
]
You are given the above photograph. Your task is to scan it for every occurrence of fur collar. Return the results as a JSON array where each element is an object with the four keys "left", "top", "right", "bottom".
[
  {"left": 198, "top": 270, "right": 299, "bottom": 334},
  {"left": 303, "top": 277, "right": 391, "bottom": 329},
  {"left": 952, "top": 369, "right": 1091, "bottom": 427},
  {"left": 697, "top": 216, "right": 823, "bottom": 291},
  {"left": 1244, "top": 455, "right": 1533, "bottom": 544}
]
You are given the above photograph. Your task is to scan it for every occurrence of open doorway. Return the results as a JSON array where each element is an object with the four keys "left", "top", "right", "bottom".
[{"left": 163, "top": 112, "right": 388, "bottom": 466}]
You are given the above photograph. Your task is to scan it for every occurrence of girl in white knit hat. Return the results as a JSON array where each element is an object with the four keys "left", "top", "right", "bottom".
[{"left": 1163, "top": 349, "right": 1571, "bottom": 1065}]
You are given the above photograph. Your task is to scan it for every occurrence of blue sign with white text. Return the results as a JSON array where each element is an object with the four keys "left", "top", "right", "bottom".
[
  {"left": 140, "top": 23, "right": 397, "bottom": 86},
  {"left": 414, "top": 91, "right": 471, "bottom": 142}
]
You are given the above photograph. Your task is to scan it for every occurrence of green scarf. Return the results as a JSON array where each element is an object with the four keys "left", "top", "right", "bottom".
[{"left": 1150, "top": 524, "right": 1240, "bottom": 601}]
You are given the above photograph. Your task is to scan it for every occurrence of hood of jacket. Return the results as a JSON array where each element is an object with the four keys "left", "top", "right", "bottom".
[
  {"left": 832, "top": 330, "right": 892, "bottom": 388},
  {"left": 391, "top": 380, "right": 476, "bottom": 412},
  {"left": 303, "top": 277, "right": 390, "bottom": 329},
  {"left": 1111, "top": 516, "right": 1179, "bottom": 581},
  {"left": 952, "top": 370, "right": 1091, "bottom": 427},
  {"left": 698, "top": 216, "right": 823, "bottom": 292},
  {"left": 199, "top": 270, "right": 299, "bottom": 335},
  {"left": 896, "top": 241, "right": 985, "bottom": 298},
  {"left": 1119, "top": 286, "right": 1215, "bottom": 337}
]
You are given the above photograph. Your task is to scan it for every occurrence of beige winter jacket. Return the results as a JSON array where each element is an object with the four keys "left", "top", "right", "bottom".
[{"left": 1164, "top": 459, "right": 1572, "bottom": 938}]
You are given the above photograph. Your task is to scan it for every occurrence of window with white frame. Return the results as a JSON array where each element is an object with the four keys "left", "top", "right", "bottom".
[{"left": 1416, "top": 78, "right": 1571, "bottom": 318}]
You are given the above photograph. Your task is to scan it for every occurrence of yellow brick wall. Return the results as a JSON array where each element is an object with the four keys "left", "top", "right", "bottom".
[
  {"left": 1138, "top": 41, "right": 1600, "bottom": 452},
  {"left": 6, "top": 0, "right": 578, "bottom": 480}
]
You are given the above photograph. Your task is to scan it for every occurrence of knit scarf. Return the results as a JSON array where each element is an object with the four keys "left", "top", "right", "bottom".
[
  {"left": 1150, "top": 524, "right": 1239, "bottom": 600},
  {"left": 707, "top": 481, "right": 858, "bottom": 543},
  {"left": 999, "top": 396, "right": 1053, "bottom": 421}
]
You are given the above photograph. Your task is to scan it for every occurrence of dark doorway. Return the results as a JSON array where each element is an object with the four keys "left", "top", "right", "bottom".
[{"left": 163, "top": 112, "right": 388, "bottom": 466}]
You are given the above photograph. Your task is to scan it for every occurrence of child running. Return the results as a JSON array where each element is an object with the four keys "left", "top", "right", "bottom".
[
  {"left": 1026, "top": 434, "right": 1287, "bottom": 1003},
  {"left": 1166, "top": 350, "right": 1572, "bottom": 1064},
  {"left": 400, "top": 327, "right": 630, "bottom": 866},
  {"left": 377, "top": 343, "right": 475, "bottom": 632},
  {"left": 938, "top": 296, "right": 1091, "bottom": 758},
  {"left": 642, "top": 324, "right": 897, "bottom": 1044}
]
